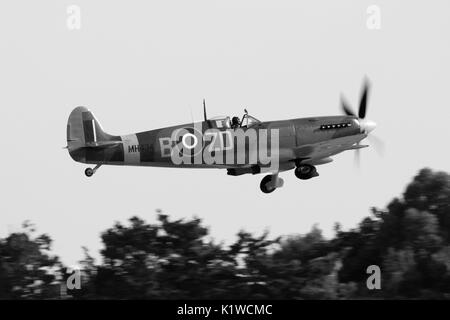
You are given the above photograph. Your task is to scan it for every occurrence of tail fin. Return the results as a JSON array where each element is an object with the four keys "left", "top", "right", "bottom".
[
  {"left": 67, "top": 107, "right": 124, "bottom": 164},
  {"left": 67, "top": 106, "right": 112, "bottom": 148}
]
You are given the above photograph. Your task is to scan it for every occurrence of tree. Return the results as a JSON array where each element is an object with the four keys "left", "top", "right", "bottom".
[
  {"left": 0, "top": 222, "right": 61, "bottom": 299},
  {"left": 403, "top": 169, "right": 450, "bottom": 241},
  {"left": 1, "top": 167, "right": 449, "bottom": 299},
  {"left": 336, "top": 168, "right": 450, "bottom": 298},
  {"left": 80, "top": 214, "right": 244, "bottom": 299}
]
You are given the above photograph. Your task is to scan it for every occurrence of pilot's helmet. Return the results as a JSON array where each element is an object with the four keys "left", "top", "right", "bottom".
[{"left": 232, "top": 116, "right": 240, "bottom": 125}]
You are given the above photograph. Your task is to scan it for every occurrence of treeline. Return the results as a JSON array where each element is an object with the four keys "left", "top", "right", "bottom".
[{"left": 1, "top": 168, "right": 449, "bottom": 299}]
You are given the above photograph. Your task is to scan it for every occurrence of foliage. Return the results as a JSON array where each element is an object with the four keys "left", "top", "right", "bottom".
[
  {"left": 0, "top": 168, "right": 449, "bottom": 299},
  {"left": 0, "top": 222, "right": 61, "bottom": 299}
]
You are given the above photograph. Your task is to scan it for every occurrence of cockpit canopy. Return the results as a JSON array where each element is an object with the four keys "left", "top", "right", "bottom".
[
  {"left": 209, "top": 112, "right": 261, "bottom": 129},
  {"left": 240, "top": 114, "right": 261, "bottom": 128}
]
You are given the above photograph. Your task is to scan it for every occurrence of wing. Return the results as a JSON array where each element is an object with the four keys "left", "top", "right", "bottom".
[
  {"left": 289, "top": 133, "right": 368, "bottom": 165},
  {"left": 225, "top": 134, "right": 368, "bottom": 175},
  {"left": 215, "top": 133, "right": 368, "bottom": 176}
]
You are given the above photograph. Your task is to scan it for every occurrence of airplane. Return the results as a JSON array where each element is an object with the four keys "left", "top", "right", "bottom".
[{"left": 66, "top": 80, "right": 378, "bottom": 193}]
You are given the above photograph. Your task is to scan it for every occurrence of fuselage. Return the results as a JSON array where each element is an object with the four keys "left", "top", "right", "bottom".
[{"left": 69, "top": 114, "right": 363, "bottom": 170}]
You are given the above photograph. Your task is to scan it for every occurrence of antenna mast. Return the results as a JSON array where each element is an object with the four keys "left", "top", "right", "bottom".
[{"left": 203, "top": 99, "right": 208, "bottom": 121}]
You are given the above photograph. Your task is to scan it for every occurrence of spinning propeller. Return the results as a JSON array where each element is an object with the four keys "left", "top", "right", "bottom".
[{"left": 340, "top": 79, "right": 384, "bottom": 166}]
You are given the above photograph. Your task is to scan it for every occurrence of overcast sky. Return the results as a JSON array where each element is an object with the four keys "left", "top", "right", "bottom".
[{"left": 1, "top": 0, "right": 449, "bottom": 266}]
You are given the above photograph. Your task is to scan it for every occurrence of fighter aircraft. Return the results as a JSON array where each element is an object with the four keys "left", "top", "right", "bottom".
[{"left": 66, "top": 80, "right": 379, "bottom": 193}]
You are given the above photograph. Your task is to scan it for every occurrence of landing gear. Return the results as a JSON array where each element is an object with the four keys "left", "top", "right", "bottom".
[
  {"left": 295, "top": 164, "right": 319, "bottom": 180},
  {"left": 84, "top": 164, "right": 102, "bottom": 177},
  {"left": 260, "top": 173, "right": 284, "bottom": 194}
]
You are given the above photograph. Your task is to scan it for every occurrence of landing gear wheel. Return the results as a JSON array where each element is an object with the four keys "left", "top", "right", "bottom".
[
  {"left": 85, "top": 168, "right": 94, "bottom": 177},
  {"left": 295, "top": 164, "right": 317, "bottom": 180},
  {"left": 84, "top": 164, "right": 102, "bottom": 177},
  {"left": 260, "top": 175, "right": 276, "bottom": 194}
]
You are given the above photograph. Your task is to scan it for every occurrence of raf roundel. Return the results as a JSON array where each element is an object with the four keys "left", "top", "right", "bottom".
[{"left": 182, "top": 133, "right": 198, "bottom": 150}]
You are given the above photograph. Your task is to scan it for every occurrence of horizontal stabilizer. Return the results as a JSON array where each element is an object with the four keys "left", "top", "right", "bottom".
[{"left": 83, "top": 140, "right": 123, "bottom": 148}]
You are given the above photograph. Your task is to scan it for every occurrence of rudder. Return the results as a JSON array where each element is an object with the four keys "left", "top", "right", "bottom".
[{"left": 67, "top": 106, "right": 112, "bottom": 147}]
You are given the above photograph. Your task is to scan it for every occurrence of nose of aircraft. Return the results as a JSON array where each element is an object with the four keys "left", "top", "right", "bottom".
[{"left": 359, "top": 119, "right": 377, "bottom": 133}]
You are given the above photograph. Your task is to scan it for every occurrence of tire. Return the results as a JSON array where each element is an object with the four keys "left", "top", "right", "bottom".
[
  {"left": 85, "top": 168, "right": 94, "bottom": 177},
  {"left": 260, "top": 175, "right": 276, "bottom": 193},
  {"left": 295, "top": 165, "right": 315, "bottom": 180}
]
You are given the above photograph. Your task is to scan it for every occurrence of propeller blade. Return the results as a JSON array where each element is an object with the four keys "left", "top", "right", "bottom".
[
  {"left": 354, "top": 148, "right": 361, "bottom": 168},
  {"left": 368, "top": 134, "right": 385, "bottom": 157},
  {"left": 341, "top": 95, "right": 356, "bottom": 116},
  {"left": 358, "top": 80, "right": 370, "bottom": 119}
]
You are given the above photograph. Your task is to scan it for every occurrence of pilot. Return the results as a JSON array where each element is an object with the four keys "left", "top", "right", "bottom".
[{"left": 231, "top": 116, "right": 240, "bottom": 129}]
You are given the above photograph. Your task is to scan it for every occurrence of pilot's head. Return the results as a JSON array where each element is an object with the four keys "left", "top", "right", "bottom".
[{"left": 232, "top": 116, "right": 240, "bottom": 125}]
